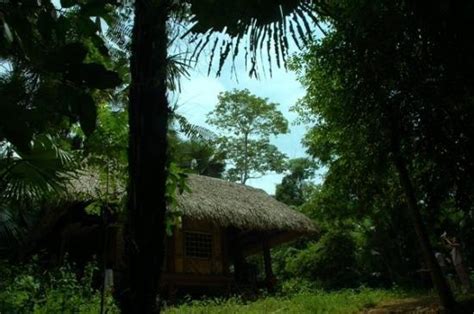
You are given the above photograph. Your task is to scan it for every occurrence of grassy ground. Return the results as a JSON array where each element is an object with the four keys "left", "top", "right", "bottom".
[
  {"left": 162, "top": 288, "right": 420, "bottom": 314},
  {"left": 163, "top": 289, "right": 474, "bottom": 314}
]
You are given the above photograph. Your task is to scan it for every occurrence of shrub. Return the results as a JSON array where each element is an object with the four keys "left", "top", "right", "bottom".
[
  {"left": 285, "top": 230, "right": 358, "bottom": 289},
  {"left": 0, "top": 258, "right": 118, "bottom": 313},
  {"left": 280, "top": 278, "right": 318, "bottom": 295}
]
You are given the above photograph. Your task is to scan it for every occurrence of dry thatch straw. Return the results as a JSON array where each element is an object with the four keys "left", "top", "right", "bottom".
[
  {"left": 177, "top": 174, "right": 316, "bottom": 233},
  {"left": 68, "top": 172, "right": 317, "bottom": 233}
]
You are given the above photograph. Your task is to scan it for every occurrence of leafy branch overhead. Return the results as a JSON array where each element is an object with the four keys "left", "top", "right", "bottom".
[{"left": 0, "top": 1, "right": 122, "bottom": 151}]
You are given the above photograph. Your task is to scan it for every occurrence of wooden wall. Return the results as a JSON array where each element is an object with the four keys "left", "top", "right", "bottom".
[{"left": 166, "top": 218, "right": 229, "bottom": 276}]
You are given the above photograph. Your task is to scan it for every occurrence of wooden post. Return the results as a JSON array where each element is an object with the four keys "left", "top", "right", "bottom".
[
  {"left": 233, "top": 245, "right": 245, "bottom": 283},
  {"left": 262, "top": 239, "right": 276, "bottom": 292}
]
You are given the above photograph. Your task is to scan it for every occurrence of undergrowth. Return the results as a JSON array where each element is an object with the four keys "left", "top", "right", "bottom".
[
  {"left": 0, "top": 257, "right": 118, "bottom": 314},
  {"left": 163, "top": 287, "right": 418, "bottom": 314}
]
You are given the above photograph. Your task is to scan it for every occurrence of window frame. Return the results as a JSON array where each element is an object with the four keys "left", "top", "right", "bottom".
[{"left": 183, "top": 230, "right": 213, "bottom": 260}]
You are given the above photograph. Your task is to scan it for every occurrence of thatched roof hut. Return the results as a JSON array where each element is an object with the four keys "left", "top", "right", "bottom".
[
  {"left": 176, "top": 174, "right": 316, "bottom": 233},
  {"left": 69, "top": 172, "right": 316, "bottom": 234},
  {"left": 41, "top": 172, "right": 317, "bottom": 294}
]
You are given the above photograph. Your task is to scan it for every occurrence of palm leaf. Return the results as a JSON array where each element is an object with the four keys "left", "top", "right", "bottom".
[
  {"left": 0, "top": 204, "right": 25, "bottom": 250},
  {"left": 171, "top": 111, "right": 216, "bottom": 141},
  {"left": 183, "top": 0, "right": 327, "bottom": 77},
  {"left": 0, "top": 135, "right": 77, "bottom": 203}
]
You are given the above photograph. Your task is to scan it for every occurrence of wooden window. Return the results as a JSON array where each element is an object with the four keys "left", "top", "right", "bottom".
[{"left": 184, "top": 231, "right": 212, "bottom": 259}]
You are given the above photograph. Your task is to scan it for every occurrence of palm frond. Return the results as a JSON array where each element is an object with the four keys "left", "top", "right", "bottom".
[
  {"left": 0, "top": 135, "right": 77, "bottom": 203},
  {"left": 183, "top": 0, "right": 326, "bottom": 78},
  {"left": 0, "top": 204, "right": 25, "bottom": 250},
  {"left": 172, "top": 112, "right": 216, "bottom": 141}
]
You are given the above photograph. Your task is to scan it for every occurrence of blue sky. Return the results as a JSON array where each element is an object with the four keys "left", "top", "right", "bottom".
[
  {"left": 48, "top": 0, "right": 318, "bottom": 194},
  {"left": 175, "top": 52, "right": 311, "bottom": 194}
]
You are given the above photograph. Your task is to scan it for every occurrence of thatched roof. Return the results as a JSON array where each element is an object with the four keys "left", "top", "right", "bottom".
[
  {"left": 177, "top": 175, "right": 316, "bottom": 233},
  {"left": 68, "top": 172, "right": 316, "bottom": 233}
]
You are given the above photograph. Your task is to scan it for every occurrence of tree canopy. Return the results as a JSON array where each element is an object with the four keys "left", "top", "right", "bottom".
[
  {"left": 275, "top": 158, "right": 316, "bottom": 207},
  {"left": 288, "top": 0, "right": 474, "bottom": 308},
  {"left": 207, "top": 89, "right": 288, "bottom": 184}
]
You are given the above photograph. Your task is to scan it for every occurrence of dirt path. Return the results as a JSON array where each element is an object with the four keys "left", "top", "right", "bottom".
[{"left": 365, "top": 295, "right": 474, "bottom": 314}]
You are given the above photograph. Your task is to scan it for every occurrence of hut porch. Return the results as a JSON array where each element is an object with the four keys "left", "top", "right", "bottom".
[{"left": 160, "top": 217, "right": 311, "bottom": 296}]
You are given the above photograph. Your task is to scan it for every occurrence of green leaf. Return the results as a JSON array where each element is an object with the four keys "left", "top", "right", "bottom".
[
  {"left": 2, "top": 127, "right": 32, "bottom": 154},
  {"left": 60, "top": 0, "right": 77, "bottom": 8},
  {"left": 62, "top": 42, "right": 89, "bottom": 64},
  {"left": 45, "top": 43, "right": 88, "bottom": 72},
  {"left": 37, "top": 11, "right": 55, "bottom": 41},
  {"left": 76, "top": 17, "right": 99, "bottom": 37},
  {"left": 80, "top": 1, "right": 109, "bottom": 17},
  {"left": 77, "top": 93, "right": 97, "bottom": 136},
  {"left": 90, "top": 34, "right": 110, "bottom": 57},
  {"left": 67, "top": 63, "right": 121, "bottom": 89},
  {"left": 2, "top": 19, "right": 13, "bottom": 43},
  {"left": 85, "top": 201, "right": 102, "bottom": 216},
  {"left": 55, "top": 16, "right": 70, "bottom": 42}
]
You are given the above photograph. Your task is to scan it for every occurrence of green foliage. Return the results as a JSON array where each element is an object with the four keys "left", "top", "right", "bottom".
[
  {"left": 280, "top": 278, "right": 318, "bottom": 295},
  {"left": 0, "top": 135, "right": 76, "bottom": 202},
  {"left": 0, "top": 1, "right": 122, "bottom": 150},
  {"left": 83, "top": 103, "right": 129, "bottom": 190},
  {"left": 284, "top": 230, "right": 358, "bottom": 289},
  {"left": 0, "top": 135, "right": 79, "bottom": 253},
  {"left": 165, "top": 162, "right": 190, "bottom": 235},
  {"left": 0, "top": 258, "right": 118, "bottom": 313},
  {"left": 0, "top": 1, "right": 124, "bottom": 254},
  {"left": 172, "top": 139, "right": 226, "bottom": 178},
  {"left": 275, "top": 158, "right": 316, "bottom": 207},
  {"left": 163, "top": 288, "right": 412, "bottom": 314},
  {"left": 207, "top": 89, "right": 288, "bottom": 137},
  {"left": 286, "top": 0, "right": 474, "bottom": 290},
  {"left": 206, "top": 89, "right": 288, "bottom": 184}
]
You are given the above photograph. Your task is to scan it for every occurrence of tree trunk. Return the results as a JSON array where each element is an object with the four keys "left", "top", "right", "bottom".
[
  {"left": 262, "top": 238, "right": 276, "bottom": 292},
  {"left": 120, "top": 0, "right": 170, "bottom": 312},
  {"left": 242, "top": 132, "right": 249, "bottom": 184},
  {"left": 388, "top": 112, "right": 456, "bottom": 312}
]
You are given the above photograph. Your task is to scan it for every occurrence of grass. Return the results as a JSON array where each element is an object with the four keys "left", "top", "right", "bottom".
[{"left": 162, "top": 288, "right": 420, "bottom": 314}]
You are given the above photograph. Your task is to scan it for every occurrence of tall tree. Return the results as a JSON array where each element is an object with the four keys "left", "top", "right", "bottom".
[
  {"left": 290, "top": 1, "right": 474, "bottom": 310},
  {"left": 123, "top": 1, "right": 321, "bottom": 312},
  {"left": 207, "top": 89, "right": 288, "bottom": 184},
  {"left": 121, "top": 0, "right": 171, "bottom": 312}
]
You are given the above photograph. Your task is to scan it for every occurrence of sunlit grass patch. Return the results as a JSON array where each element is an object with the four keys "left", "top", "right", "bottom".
[{"left": 163, "top": 288, "right": 416, "bottom": 314}]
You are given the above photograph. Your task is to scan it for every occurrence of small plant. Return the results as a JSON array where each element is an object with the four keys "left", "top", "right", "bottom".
[
  {"left": 0, "top": 257, "right": 118, "bottom": 313},
  {"left": 280, "top": 278, "right": 318, "bottom": 295}
]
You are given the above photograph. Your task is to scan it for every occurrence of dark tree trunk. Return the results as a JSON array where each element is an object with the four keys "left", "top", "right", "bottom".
[
  {"left": 262, "top": 239, "right": 275, "bottom": 292},
  {"left": 120, "top": 0, "right": 170, "bottom": 312},
  {"left": 388, "top": 111, "right": 456, "bottom": 312}
]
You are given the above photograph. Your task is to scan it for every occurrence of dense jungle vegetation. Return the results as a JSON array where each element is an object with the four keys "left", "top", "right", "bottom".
[{"left": 1, "top": 0, "right": 474, "bottom": 313}]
